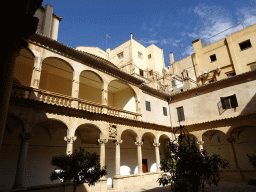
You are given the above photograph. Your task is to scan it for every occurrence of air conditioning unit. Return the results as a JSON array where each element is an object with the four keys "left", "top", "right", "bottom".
[
  {"left": 172, "top": 74, "right": 176, "bottom": 78},
  {"left": 205, "top": 69, "right": 210, "bottom": 74},
  {"left": 199, "top": 71, "right": 204, "bottom": 76}
]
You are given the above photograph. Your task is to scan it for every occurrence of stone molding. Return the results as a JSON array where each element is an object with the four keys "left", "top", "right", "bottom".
[
  {"left": 98, "top": 139, "right": 108, "bottom": 145},
  {"left": 153, "top": 142, "right": 160, "bottom": 147},
  {"left": 64, "top": 136, "right": 77, "bottom": 143},
  {"left": 114, "top": 140, "right": 123, "bottom": 145},
  {"left": 19, "top": 133, "right": 32, "bottom": 141},
  {"left": 135, "top": 141, "right": 143, "bottom": 146}
]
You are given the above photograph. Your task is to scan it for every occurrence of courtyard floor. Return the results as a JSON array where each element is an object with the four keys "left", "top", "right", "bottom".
[{"left": 110, "top": 181, "right": 256, "bottom": 192}]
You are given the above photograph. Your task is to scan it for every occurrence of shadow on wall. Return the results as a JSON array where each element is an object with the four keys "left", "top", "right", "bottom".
[{"left": 239, "top": 93, "right": 256, "bottom": 116}]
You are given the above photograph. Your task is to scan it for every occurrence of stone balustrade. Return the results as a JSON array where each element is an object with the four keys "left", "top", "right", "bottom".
[{"left": 11, "top": 84, "right": 142, "bottom": 120}]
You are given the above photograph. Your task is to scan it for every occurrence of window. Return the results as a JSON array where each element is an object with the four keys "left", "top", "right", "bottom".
[
  {"left": 149, "top": 70, "right": 153, "bottom": 76},
  {"left": 145, "top": 101, "right": 151, "bottom": 111},
  {"left": 177, "top": 107, "right": 185, "bottom": 121},
  {"left": 139, "top": 69, "right": 144, "bottom": 76},
  {"left": 210, "top": 54, "right": 217, "bottom": 62},
  {"left": 163, "top": 107, "right": 167, "bottom": 116},
  {"left": 117, "top": 52, "right": 124, "bottom": 60},
  {"left": 148, "top": 54, "right": 151, "bottom": 59},
  {"left": 208, "top": 79, "right": 215, "bottom": 83},
  {"left": 138, "top": 51, "right": 143, "bottom": 59},
  {"left": 220, "top": 94, "right": 238, "bottom": 109},
  {"left": 239, "top": 40, "right": 252, "bottom": 50}
]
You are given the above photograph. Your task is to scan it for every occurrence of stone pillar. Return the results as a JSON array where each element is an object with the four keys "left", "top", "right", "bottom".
[
  {"left": 30, "top": 56, "right": 42, "bottom": 89},
  {"left": 197, "top": 140, "right": 204, "bottom": 151},
  {"left": 64, "top": 136, "right": 77, "bottom": 155},
  {"left": 71, "top": 71, "right": 80, "bottom": 108},
  {"left": 98, "top": 139, "right": 108, "bottom": 168},
  {"left": 114, "top": 140, "right": 123, "bottom": 176},
  {"left": 13, "top": 133, "right": 32, "bottom": 189},
  {"left": 153, "top": 143, "right": 161, "bottom": 172},
  {"left": 227, "top": 136, "right": 239, "bottom": 169},
  {"left": 135, "top": 141, "right": 143, "bottom": 174}
]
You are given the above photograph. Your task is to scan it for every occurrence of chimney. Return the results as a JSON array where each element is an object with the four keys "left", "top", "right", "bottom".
[
  {"left": 42, "top": 4, "right": 53, "bottom": 37},
  {"left": 130, "top": 33, "right": 133, "bottom": 40},
  {"left": 192, "top": 38, "right": 202, "bottom": 53},
  {"left": 169, "top": 52, "right": 174, "bottom": 64}
]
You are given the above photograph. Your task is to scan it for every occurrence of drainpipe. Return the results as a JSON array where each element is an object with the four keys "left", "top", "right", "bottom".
[{"left": 168, "top": 96, "right": 174, "bottom": 141}]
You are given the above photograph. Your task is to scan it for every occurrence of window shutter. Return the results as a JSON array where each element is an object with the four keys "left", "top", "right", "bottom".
[
  {"left": 146, "top": 101, "right": 151, "bottom": 111},
  {"left": 163, "top": 107, "right": 167, "bottom": 116},
  {"left": 220, "top": 97, "right": 227, "bottom": 109},
  {"left": 177, "top": 107, "right": 185, "bottom": 121},
  {"left": 231, "top": 94, "right": 238, "bottom": 108}
]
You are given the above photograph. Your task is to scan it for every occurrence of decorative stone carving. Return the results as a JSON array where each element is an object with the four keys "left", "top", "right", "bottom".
[
  {"left": 109, "top": 124, "right": 117, "bottom": 138},
  {"left": 153, "top": 142, "right": 160, "bottom": 147},
  {"left": 114, "top": 140, "right": 123, "bottom": 145},
  {"left": 227, "top": 136, "right": 236, "bottom": 143},
  {"left": 64, "top": 136, "right": 77, "bottom": 143},
  {"left": 98, "top": 139, "right": 108, "bottom": 145},
  {"left": 19, "top": 133, "right": 32, "bottom": 141},
  {"left": 135, "top": 141, "right": 143, "bottom": 146},
  {"left": 197, "top": 141, "right": 204, "bottom": 145}
]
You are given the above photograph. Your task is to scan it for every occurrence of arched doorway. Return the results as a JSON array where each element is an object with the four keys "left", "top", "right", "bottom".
[
  {"left": 159, "top": 134, "right": 170, "bottom": 160},
  {"left": 108, "top": 80, "right": 136, "bottom": 112},
  {"left": 79, "top": 71, "right": 103, "bottom": 103},
  {"left": 39, "top": 57, "right": 73, "bottom": 96}
]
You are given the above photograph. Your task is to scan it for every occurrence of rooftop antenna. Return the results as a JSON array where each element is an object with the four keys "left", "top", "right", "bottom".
[{"left": 106, "top": 34, "right": 111, "bottom": 51}]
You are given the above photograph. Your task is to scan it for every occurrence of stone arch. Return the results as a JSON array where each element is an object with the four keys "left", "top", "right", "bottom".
[
  {"left": 13, "top": 47, "right": 35, "bottom": 87},
  {"left": 108, "top": 80, "right": 137, "bottom": 113},
  {"left": 159, "top": 134, "right": 170, "bottom": 159},
  {"left": 79, "top": 70, "right": 103, "bottom": 103},
  {"left": 202, "top": 129, "right": 226, "bottom": 142},
  {"left": 5, "top": 114, "right": 25, "bottom": 135},
  {"left": 39, "top": 57, "right": 74, "bottom": 96},
  {"left": 141, "top": 132, "right": 156, "bottom": 173},
  {"left": 121, "top": 129, "right": 139, "bottom": 175},
  {"left": 74, "top": 123, "right": 102, "bottom": 145}
]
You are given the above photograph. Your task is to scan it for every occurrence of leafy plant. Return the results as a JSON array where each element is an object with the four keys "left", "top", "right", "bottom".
[
  {"left": 158, "top": 138, "right": 229, "bottom": 192},
  {"left": 50, "top": 148, "right": 107, "bottom": 192}
]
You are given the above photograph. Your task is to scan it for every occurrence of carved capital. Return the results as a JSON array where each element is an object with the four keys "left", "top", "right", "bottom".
[
  {"left": 227, "top": 136, "right": 236, "bottom": 143},
  {"left": 153, "top": 142, "right": 160, "bottom": 147},
  {"left": 64, "top": 136, "right": 77, "bottom": 143},
  {"left": 135, "top": 141, "right": 143, "bottom": 146},
  {"left": 19, "top": 133, "right": 32, "bottom": 141},
  {"left": 197, "top": 141, "right": 204, "bottom": 145},
  {"left": 98, "top": 139, "right": 108, "bottom": 145},
  {"left": 114, "top": 140, "right": 123, "bottom": 146}
]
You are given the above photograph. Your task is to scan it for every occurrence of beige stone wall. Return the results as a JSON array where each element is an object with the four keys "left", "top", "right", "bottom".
[{"left": 170, "top": 79, "right": 256, "bottom": 127}]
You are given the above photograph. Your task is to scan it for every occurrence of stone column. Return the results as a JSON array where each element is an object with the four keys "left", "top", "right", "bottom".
[
  {"left": 197, "top": 140, "right": 204, "bottom": 151},
  {"left": 30, "top": 56, "right": 42, "bottom": 89},
  {"left": 71, "top": 71, "right": 80, "bottom": 108},
  {"left": 114, "top": 140, "right": 123, "bottom": 176},
  {"left": 102, "top": 82, "right": 108, "bottom": 114},
  {"left": 13, "top": 133, "right": 32, "bottom": 189},
  {"left": 227, "top": 136, "right": 239, "bottom": 169},
  {"left": 135, "top": 141, "right": 143, "bottom": 174},
  {"left": 98, "top": 139, "right": 108, "bottom": 168},
  {"left": 153, "top": 143, "right": 161, "bottom": 172},
  {"left": 64, "top": 136, "right": 77, "bottom": 155}
]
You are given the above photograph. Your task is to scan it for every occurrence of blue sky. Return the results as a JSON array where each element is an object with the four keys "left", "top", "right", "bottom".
[{"left": 42, "top": 0, "right": 256, "bottom": 67}]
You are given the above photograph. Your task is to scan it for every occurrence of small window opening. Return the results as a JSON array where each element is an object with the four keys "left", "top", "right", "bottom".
[
  {"left": 227, "top": 72, "right": 236, "bottom": 77},
  {"left": 117, "top": 52, "right": 124, "bottom": 60},
  {"left": 210, "top": 54, "right": 217, "bottom": 62},
  {"left": 146, "top": 101, "right": 151, "bottom": 111},
  {"left": 220, "top": 94, "right": 238, "bottom": 109},
  {"left": 239, "top": 40, "right": 252, "bottom": 50},
  {"left": 148, "top": 54, "right": 151, "bottom": 59},
  {"left": 138, "top": 51, "right": 143, "bottom": 59},
  {"left": 218, "top": 137, "right": 220, "bottom": 142},
  {"left": 139, "top": 69, "right": 144, "bottom": 76}
]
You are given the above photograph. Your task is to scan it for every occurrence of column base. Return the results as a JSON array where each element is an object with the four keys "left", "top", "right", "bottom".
[{"left": 112, "top": 175, "right": 123, "bottom": 190}]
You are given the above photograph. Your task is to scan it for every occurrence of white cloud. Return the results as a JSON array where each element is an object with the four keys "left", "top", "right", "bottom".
[{"left": 182, "top": 45, "right": 194, "bottom": 56}]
